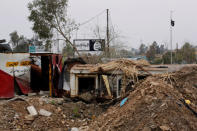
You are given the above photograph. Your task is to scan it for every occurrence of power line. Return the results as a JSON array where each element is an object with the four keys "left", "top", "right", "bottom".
[
  {"left": 109, "top": 11, "right": 115, "bottom": 31},
  {"left": 75, "top": 9, "right": 116, "bottom": 41},
  {"left": 109, "top": 11, "right": 116, "bottom": 39},
  {"left": 107, "top": 10, "right": 119, "bottom": 44},
  {"left": 79, "top": 10, "right": 106, "bottom": 27}
]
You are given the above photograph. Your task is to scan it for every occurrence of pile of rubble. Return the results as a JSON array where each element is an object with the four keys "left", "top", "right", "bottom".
[
  {"left": 0, "top": 96, "right": 104, "bottom": 131},
  {"left": 169, "top": 66, "right": 197, "bottom": 105},
  {"left": 156, "top": 66, "right": 197, "bottom": 105},
  {"left": 82, "top": 66, "right": 197, "bottom": 131}
]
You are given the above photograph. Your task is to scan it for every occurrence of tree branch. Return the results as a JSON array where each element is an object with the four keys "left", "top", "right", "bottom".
[{"left": 53, "top": 11, "right": 80, "bottom": 56}]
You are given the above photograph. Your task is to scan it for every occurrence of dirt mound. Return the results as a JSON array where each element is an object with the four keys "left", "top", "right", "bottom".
[
  {"left": 157, "top": 65, "right": 197, "bottom": 105},
  {"left": 85, "top": 76, "right": 197, "bottom": 131}
]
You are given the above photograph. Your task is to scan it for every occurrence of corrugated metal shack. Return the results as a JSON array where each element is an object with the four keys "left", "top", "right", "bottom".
[
  {"left": 30, "top": 53, "right": 63, "bottom": 97},
  {"left": 0, "top": 53, "right": 63, "bottom": 98}
]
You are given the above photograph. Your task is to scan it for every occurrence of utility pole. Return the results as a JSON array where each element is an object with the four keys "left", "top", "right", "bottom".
[
  {"left": 170, "top": 11, "right": 175, "bottom": 64},
  {"left": 177, "top": 43, "right": 179, "bottom": 63},
  {"left": 170, "top": 11, "right": 173, "bottom": 64},
  {"left": 106, "top": 9, "right": 110, "bottom": 57}
]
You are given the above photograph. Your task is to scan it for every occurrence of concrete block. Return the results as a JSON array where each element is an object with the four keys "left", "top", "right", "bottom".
[
  {"left": 27, "top": 106, "right": 38, "bottom": 116},
  {"left": 39, "top": 109, "right": 52, "bottom": 117}
]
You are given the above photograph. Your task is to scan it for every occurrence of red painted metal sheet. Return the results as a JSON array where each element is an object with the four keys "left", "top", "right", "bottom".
[
  {"left": 15, "top": 77, "right": 30, "bottom": 94},
  {"left": 0, "top": 70, "right": 14, "bottom": 98}
]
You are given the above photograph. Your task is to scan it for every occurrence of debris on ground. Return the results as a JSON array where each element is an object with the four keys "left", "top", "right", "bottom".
[
  {"left": 0, "top": 96, "right": 105, "bottom": 131},
  {"left": 158, "top": 66, "right": 197, "bottom": 105},
  {"left": 39, "top": 109, "right": 52, "bottom": 117},
  {"left": 120, "top": 97, "right": 128, "bottom": 107},
  {"left": 27, "top": 106, "right": 38, "bottom": 116},
  {"left": 82, "top": 66, "right": 197, "bottom": 131},
  {"left": 1, "top": 65, "right": 197, "bottom": 130}
]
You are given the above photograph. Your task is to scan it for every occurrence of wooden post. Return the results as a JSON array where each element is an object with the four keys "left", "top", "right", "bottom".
[{"left": 49, "top": 62, "right": 52, "bottom": 97}]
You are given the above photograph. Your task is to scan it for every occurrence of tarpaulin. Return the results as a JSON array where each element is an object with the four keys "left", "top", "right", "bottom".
[
  {"left": 58, "top": 58, "right": 86, "bottom": 90},
  {"left": 0, "top": 70, "right": 14, "bottom": 98},
  {"left": 52, "top": 55, "right": 62, "bottom": 72}
]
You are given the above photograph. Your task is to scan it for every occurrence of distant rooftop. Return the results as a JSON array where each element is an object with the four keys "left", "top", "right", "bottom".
[{"left": 0, "top": 43, "right": 12, "bottom": 53}]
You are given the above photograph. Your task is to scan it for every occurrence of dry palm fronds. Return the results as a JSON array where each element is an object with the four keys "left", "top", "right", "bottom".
[
  {"left": 136, "top": 59, "right": 150, "bottom": 66},
  {"left": 90, "top": 59, "right": 151, "bottom": 95},
  {"left": 155, "top": 73, "right": 177, "bottom": 86},
  {"left": 90, "top": 59, "right": 150, "bottom": 76}
]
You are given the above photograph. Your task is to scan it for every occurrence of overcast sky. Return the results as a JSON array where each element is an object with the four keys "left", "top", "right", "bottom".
[{"left": 1, "top": 0, "right": 197, "bottom": 49}]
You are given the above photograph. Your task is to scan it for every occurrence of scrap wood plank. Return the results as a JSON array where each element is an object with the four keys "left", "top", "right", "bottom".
[{"left": 102, "top": 75, "right": 112, "bottom": 97}]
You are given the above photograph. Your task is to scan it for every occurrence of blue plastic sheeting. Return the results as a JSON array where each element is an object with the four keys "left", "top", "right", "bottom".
[{"left": 120, "top": 97, "right": 128, "bottom": 107}]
